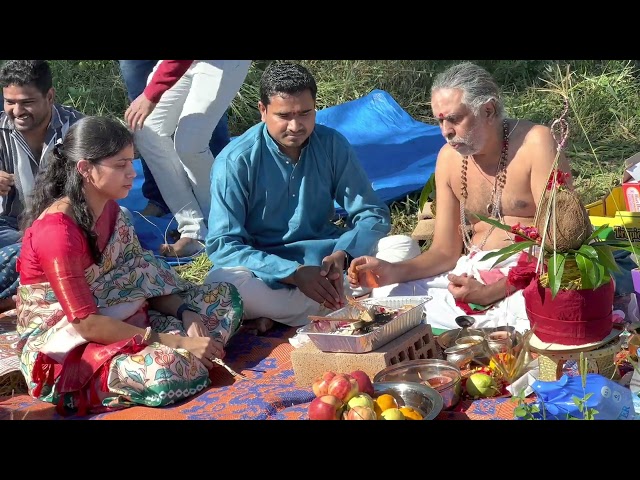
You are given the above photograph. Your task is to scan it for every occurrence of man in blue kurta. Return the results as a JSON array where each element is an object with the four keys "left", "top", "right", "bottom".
[{"left": 204, "top": 62, "right": 418, "bottom": 333}]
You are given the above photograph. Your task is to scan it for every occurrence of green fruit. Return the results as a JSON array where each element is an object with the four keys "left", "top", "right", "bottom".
[
  {"left": 466, "top": 373, "right": 496, "bottom": 398},
  {"left": 380, "top": 408, "right": 406, "bottom": 420},
  {"left": 347, "top": 393, "right": 374, "bottom": 410}
]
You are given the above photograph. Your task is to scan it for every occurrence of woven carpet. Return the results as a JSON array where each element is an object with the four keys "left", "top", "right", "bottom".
[{"left": 0, "top": 316, "right": 527, "bottom": 420}]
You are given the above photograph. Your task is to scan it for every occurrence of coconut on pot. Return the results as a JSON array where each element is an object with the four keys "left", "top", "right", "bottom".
[{"left": 535, "top": 188, "right": 592, "bottom": 252}]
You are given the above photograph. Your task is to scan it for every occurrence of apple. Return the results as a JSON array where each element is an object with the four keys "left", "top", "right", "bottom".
[
  {"left": 380, "top": 408, "right": 405, "bottom": 420},
  {"left": 308, "top": 395, "right": 343, "bottom": 420},
  {"left": 347, "top": 393, "right": 374, "bottom": 410},
  {"left": 349, "top": 370, "right": 374, "bottom": 396},
  {"left": 312, "top": 371, "right": 337, "bottom": 397},
  {"left": 346, "top": 405, "right": 377, "bottom": 420},
  {"left": 327, "top": 373, "right": 359, "bottom": 403}
]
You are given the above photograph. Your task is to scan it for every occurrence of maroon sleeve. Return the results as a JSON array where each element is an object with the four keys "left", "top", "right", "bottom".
[
  {"left": 30, "top": 214, "right": 99, "bottom": 321},
  {"left": 143, "top": 60, "right": 194, "bottom": 103}
]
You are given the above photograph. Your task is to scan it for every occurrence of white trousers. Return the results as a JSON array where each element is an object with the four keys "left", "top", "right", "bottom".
[
  {"left": 134, "top": 60, "right": 252, "bottom": 240},
  {"left": 203, "top": 235, "right": 421, "bottom": 327},
  {"left": 372, "top": 249, "right": 530, "bottom": 333}
]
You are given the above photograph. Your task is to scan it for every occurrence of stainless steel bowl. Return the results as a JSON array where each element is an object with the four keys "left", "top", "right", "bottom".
[
  {"left": 373, "top": 359, "right": 462, "bottom": 410},
  {"left": 438, "top": 326, "right": 523, "bottom": 366},
  {"left": 443, "top": 344, "right": 475, "bottom": 368},
  {"left": 373, "top": 381, "right": 444, "bottom": 420},
  {"left": 487, "top": 326, "right": 516, "bottom": 353}
]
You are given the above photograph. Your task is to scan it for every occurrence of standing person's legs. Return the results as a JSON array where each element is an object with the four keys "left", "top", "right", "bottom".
[
  {"left": 118, "top": 60, "right": 170, "bottom": 216},
  {"left": 174, "top": 60, "right": 251, "bottom": 218},
  {"left": 210, "top": 111, "right": 230, "bottom": 157},
  {"left": 134, "top": 64, "right": 208, "bottom": 256}
]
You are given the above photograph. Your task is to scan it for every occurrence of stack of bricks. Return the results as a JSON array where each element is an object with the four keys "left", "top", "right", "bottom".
[{"left": 291, "top": 323, "right": 440, "bottom": 387}]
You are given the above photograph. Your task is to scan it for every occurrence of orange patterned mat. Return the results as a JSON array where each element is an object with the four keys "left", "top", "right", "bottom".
[{"left": 0, "top": 322, "right": 523, "bottom": 420}]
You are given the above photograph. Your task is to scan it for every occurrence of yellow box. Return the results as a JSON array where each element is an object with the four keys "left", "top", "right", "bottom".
[
  {"left": 589, "top": 215, "right": 640, "bottom": 242},
  {"left": 586, "top": 185, "right": 640, "bottom": 241},
  {"left": 585, "top": 185, "right": 626, "bottom": 217}
]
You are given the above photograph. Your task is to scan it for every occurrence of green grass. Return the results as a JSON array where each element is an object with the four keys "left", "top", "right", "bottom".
[{"left": 4, "top": 59, "right": 639, "bottom": 281}]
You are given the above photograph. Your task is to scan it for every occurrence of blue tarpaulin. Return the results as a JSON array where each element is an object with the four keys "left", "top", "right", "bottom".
[
  {"left": 317, "top": 89, "right": 444, "bottom": 209},
  {"left": 118, "top": 89, "right": 444, "bottom": 263}
]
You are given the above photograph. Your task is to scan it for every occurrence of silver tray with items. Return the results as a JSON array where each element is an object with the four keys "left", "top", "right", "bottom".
[{"left": 299, "top": 296, "right": 431, "bottom": 353}]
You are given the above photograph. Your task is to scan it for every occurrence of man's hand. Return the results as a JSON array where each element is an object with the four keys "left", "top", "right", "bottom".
[
  {"left": 124, "top": 93, "right": 158, "bottom": 131},
  {"left": 347, "top": 255, "right": 391, "bottom": 289},
  {"left": 320, "top": 251, "right": 347, "bottom": 304},
  {"left": 447, "top": 272, "right": 492, "bottom": 305},
  {"left": 294, "top": 265, "right": 343, "bottom": 310},
  {"left": 0, "top": 171, "right": 15, "bottom": 196}
]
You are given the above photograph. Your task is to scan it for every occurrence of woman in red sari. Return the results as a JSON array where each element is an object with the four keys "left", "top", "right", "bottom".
[{"left": 15, "top": 116, "right": 243, "bottom": 415}]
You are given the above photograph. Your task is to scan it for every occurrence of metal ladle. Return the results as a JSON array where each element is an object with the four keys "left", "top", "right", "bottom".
[
  {"left": 454, "top": 315, "right": 476, "bottom": 342},
  {"left": 450, "top": 315, "right": 494, "bottom": 366}
]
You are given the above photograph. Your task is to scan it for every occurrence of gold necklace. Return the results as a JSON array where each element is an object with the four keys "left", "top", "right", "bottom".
[{"left": 459, "top": 119, "right": 511, "bottom": 254}]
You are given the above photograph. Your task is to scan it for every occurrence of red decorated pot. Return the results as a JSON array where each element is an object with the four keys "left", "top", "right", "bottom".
[{"left": 523, "top": 277, "right": 614, "bottom": 345}]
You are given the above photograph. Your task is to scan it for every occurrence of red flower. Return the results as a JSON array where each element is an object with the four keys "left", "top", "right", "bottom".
[
  {"left": 546, "top": 169, "right": 570, "bottom": 190},
  {"left": 508, "top": 263, "right": 538, "bottom": 290},
  {"left": 510, "top": 223, "right": 540, "bottom": 243}
]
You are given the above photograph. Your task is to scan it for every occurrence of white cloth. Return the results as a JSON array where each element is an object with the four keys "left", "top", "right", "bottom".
[
  {"left": 371, "top": 249, "right": 530, "bottom": 333},
  {"left": 204, "top": 234, "right": 421, "bottom": 326},
  {"left": 134, "top": 60, "right": 251, "bottom": 240}
]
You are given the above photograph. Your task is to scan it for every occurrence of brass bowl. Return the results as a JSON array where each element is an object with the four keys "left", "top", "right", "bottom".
[{"left": 373, "top": 381, "right": 444, "bottom": 420}]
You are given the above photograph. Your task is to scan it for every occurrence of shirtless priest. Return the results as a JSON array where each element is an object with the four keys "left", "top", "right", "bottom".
[{"left": 347, "top": 61, "right": 573, "bottom": 333}]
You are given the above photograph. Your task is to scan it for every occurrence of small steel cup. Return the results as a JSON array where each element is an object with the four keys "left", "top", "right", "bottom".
[{"left": 443, "top": 344, "right": 475, "bottom": 368}]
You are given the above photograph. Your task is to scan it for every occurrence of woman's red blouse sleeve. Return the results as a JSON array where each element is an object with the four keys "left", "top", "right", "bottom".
[{"left": 27, "top": 214, "right": 99, "bottom": 321}]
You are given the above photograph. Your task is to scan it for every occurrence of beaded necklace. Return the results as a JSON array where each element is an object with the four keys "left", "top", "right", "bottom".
[{"left": 459, "top": 119, "right": 511, "bottom": 254}]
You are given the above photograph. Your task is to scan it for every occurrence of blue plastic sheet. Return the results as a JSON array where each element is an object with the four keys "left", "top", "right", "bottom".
[
  {"left": 118, "top": 89, "right": 445, "bottom": 263},
  {"left": 316, "top": 89, "right": 444, "bottom": 212}
]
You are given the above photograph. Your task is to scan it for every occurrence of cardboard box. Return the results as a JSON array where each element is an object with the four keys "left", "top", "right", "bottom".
[
  {"left": 586, "top": 151, "right": 640, "bottom": 235},
  {"left": 623, "top": 182, "right": 640, "bottom": 212},
  {"left": 622, "top": 152, "right": 640, "bottom": 211},
  {"left": 589, "top": 209, "right": 640, "bottom": 241}
]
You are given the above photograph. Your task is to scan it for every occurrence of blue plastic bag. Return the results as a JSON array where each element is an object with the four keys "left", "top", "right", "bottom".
[{"left": 530, "top": 373, "right": 635, "bottom": 420}]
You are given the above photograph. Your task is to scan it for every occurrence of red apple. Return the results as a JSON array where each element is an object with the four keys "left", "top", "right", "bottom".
[
  {"left": 327, "top": 373, "right": 359, "bottom": 403},
  {"left": 346, "top": 405, "right": 377, "bottom": 420},
  {"left": 312, "top": 371, "right": 337, "bottom": 397},
  {"left": 308, "top": 395, "right": 343, "bottom": 420},
  {"left": 349, "top": 370, "right": 374, "bottom": 397}
]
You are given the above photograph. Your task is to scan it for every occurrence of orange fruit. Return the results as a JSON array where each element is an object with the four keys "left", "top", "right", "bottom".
[
  {"left": 374, "top": 393, "right": 398, "bottom": 418},
  {"left": 399, "top": 406, "right": 423, "bottom": 420}
]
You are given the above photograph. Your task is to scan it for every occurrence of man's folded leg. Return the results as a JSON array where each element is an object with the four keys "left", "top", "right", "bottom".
[{"left": 204, "top": 266, "right": 325, "bottom": 328}]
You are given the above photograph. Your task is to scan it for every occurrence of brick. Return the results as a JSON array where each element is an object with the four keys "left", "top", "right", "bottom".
[{"left": 292, "top": 323, "right": 441, "bottom": 387}]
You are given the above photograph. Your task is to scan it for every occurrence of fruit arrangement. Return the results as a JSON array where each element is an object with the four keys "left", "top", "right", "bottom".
[{"left": 308, "top": 370, "right": 423, "bottom": 420}]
